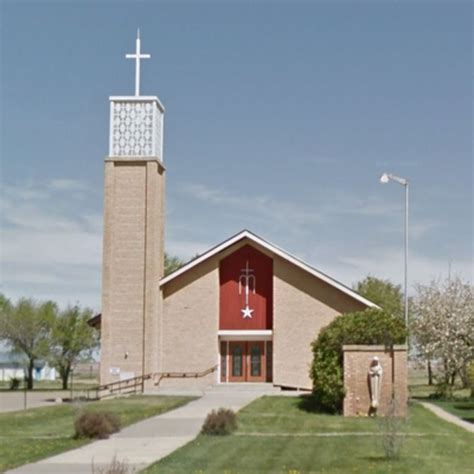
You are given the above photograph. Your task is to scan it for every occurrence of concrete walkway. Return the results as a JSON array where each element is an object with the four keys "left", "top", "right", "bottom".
[
  {"left": 419, "top": 401, "right": 474, "bottom": 434},
  {"left": 0, "top": 390, "right": 68, "bottom": 413},
  {"left": 7, "top": 388, "right": 270, "bottom": 474}
]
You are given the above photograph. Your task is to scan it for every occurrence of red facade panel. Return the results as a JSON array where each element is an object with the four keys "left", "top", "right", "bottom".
[{"left": 219, "top": 245, "right": 273, "bottom": 330}]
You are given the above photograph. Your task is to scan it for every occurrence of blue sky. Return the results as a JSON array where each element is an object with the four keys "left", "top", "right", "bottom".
[{"left": 1, "top": 0, "right": 472, "bottom": 310}]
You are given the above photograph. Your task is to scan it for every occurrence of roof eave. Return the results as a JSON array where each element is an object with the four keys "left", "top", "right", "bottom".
[{"left": 159, "top": 230, "right": 378, "bottom": 309}]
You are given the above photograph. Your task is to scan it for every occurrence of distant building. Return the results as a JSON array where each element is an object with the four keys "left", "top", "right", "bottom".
[{"left": 0, "top": 352, "right": 56, "bottom": 382}]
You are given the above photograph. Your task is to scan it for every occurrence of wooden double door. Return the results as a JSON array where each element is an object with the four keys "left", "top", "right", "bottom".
[{"left": 223, "top": 341, "right": 272, "bottom": 383}]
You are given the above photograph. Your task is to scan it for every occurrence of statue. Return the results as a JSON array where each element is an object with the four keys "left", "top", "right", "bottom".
[{"left": 368, "top": 356, "right": 383, "bottom": 414}]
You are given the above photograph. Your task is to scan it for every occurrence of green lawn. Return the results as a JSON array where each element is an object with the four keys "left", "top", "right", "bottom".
[
  {"left": 408, "top": 367, "right": 474, "bottom": 425},
  {"left": 408, "top": 367, "right": 470, "bottom": 400},
  {"left": 144, "top": 396, "right": 474, "bottom": 474},
  {"left": 0, "top": 395, "right": 195, "bottom": 472},
  {"left": 429, "top": 399, "right": 474, "bottom": 424}
]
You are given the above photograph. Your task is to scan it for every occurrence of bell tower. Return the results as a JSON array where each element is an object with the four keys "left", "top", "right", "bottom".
[{"left": 100, "top": 31, "right": 165, "bottom": 384}]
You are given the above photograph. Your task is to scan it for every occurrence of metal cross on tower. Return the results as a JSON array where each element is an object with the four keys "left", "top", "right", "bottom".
[{"left": 126, "top": 29, "right": 151, "bottom": 96}]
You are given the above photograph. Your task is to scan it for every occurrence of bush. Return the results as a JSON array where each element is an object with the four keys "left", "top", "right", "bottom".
[
  {"left": 377, "top": 399, "right": 407, "bottom": 459},
  {"left": 201, "top": 408, "right": 237, "bottom": 435},
  {"left": 433, "top": 379, "right": 455, "bottom": 399},
  {"left": 92, "top": 455, "right": 134, "bottom": 474},
  {"left": 310, "top": 308, "right": 406, "bottom": 413},
  {"left": 9, "top": 377, "right": 21, "bottom": 390},
  {"left": 74, "top": 411, "right": 121, "bottom": 439}
]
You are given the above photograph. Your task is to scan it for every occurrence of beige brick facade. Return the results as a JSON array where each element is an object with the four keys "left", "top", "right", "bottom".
[
  {"left": 100, "top": 158, "right": 164, "bottom": 385},
  {"left": 160, "top": 258, "right": 220, "bottom": 389},
  {"left": 99, "top": 159, "right": 384, "bottom": 392},
  {"left": 343, "top": 345, "right": 408, "bottom": 417},
  {"left": 152, "top": 237, "right": 372, "bottom": 390},
  {"left": 273, "top": 258, "right": 367, "bottom": 389}
]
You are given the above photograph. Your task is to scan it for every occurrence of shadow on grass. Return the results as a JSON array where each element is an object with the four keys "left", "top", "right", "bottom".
[
  {"left": 461, "top": 417, "right": 474, "bottom": 424},
  {"left": 296, "top": 394, "right": 339, "bottom": 415},
  {"left": 453, "top": 404, "right": 474, "bottom": 410},
  {"left": 362, "top": 456, "right": 395, "bottom": 462}
]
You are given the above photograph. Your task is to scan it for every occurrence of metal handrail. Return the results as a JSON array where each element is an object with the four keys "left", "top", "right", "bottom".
[
  {"left": 84, "top": 365, "right": 218, "bottom": 400},
  {"left": 153, "top": 365, "right": 218, "bottom": 386}
]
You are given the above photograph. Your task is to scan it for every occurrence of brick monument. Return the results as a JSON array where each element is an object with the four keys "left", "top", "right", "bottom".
[{"left": 343, "top": 345, "right": 408, "bottom": 417}]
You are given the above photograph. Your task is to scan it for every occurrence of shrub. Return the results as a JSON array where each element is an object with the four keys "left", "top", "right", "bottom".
[
  {"left": 74, "top": 411, "right": 121, "bottom": 439},
  {"left": 201, "top": 408, "right": 237, "bottom": 435},
  {"left": 9, "top": 377, "right": 21, "bottom": 390},
  {"left": 310, "top": 308, "right": 406, "bottom": 413},
  {"left": 92, "top": 455, "right": 134, "bottom": 474},
  {"left": 433, "top": 379, "right": 455, "bottom": 399},
  {"left": 377, "top": 399, "right": 407, "bottom": 459}
]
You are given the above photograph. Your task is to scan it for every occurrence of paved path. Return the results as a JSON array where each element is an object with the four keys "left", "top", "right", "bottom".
[
  {"left": 7, "top": 389, "right": 267, "bottom": 474},
  {"left": 0, "top": 391, "right": 68, "bottom": 413},
  {"left": 419, "top": 401, "right": 474, "bottom": 434}
]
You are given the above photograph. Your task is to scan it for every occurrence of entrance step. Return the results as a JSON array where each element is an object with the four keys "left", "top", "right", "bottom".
[
  {"left": 144, "top": 387, "right": 206, "bottom": 397},
  {"left": 208, "top": 383, "right": 281, "bottom": 394},
  {"left": 144, "top": 383, "right": 308, "bottom": 397}
]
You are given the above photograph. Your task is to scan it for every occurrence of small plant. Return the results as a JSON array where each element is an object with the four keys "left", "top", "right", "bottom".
[
  {"left": 377, "top": 399, "right": 407, "bottom": 460},
  {"left": 92, "top": 455, "right": 134, "bottom": 474},
  {"left": 201, "top": 408, "right": 237, "bottom": 435},
  {"left": 9, "top": 377, "right": 21, "bottom": 390},
  {"left": 433, "top": 377, "right": 455, "bottom": 400},
  {"left": 74, "top": 411, "right": 121, "bottom": 439}
]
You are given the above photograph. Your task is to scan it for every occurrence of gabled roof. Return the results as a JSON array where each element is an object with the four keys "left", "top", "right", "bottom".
[{"left": 160, "top": 230, "right": 378, "bottom": 308}]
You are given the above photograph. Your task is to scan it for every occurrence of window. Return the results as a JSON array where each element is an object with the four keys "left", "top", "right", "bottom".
[
  {"left": 232, "top": 346, "right": 243, "bottom": 377},
  {"left": 250, "top": 344, "right": 261, "bottom": 376},
  {"left": 220, "top": 341, "right": 227, "bottom": 382}
]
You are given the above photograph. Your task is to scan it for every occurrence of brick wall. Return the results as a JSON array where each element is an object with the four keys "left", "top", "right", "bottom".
[
  {"left": 160, "top": 258, "right": 220, "bottom": 389},
  {"left": 100, "top": 159, "right": 164, "bottom": 385},
  {"left": 273, "top": 258, "right": 367, "bottom": 390},
  {"left": 343, "top": 345, "right": 407, "bottom": 417},
  {"left": 158, "top": 238, "right": 373, "bottom": 390}
]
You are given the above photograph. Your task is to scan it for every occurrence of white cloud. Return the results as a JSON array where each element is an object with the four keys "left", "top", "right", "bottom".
[
  {"left": 179, "top": 182, "right": 327, "bottom": 231},
  {"left": 2, "top": 177, "right": 470, "bottom": 313},
  {"left": 179, "top": 181, "right": 427, "bottom": 233},
  {"left": 166, "top": 239, "right": 212, "bottom": 260},
  {"left": 174, "top": 181, "right": 472, "bottom": 290},
  {"left": 310, "top": 247, "right": 473, "bottom": 293},
  {"left": 1, "top": 179, "right": 102, "bottom": 310},
  {"left": 49, "top": 178, "right": 92, "bottom": 192}
]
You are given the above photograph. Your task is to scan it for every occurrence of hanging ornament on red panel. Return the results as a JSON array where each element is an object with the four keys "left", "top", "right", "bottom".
[{"left": 239, "top": 260, "right": 255, "bottom": 319}]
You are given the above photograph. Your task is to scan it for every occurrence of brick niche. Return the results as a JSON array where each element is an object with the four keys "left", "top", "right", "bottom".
[{"left": 343, "top": 345, "right": 407, "bottom": 417}]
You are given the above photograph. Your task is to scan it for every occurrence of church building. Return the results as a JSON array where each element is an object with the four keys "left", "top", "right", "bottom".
[{"left": 99, "top": 35, "right": 377, "bottom": 390}]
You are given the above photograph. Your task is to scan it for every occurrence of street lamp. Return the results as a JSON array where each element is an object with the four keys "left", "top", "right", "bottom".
[{"left": 379, "top": 173, "right": 409, "bottom": 329}]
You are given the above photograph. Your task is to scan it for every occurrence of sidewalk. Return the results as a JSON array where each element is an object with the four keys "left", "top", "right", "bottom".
[
  {"left": 418, "top": 401, "right": 474, "bottom": 434},
  {"left": 7, "top": 388, "right": 268, "bottom": 474},
  {"left": 0, "top": 390, "right": 68, "bottom": 413}
]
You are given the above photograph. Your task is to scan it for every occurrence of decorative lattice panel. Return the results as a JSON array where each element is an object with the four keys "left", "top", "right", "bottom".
[{"left": 110, "top": 100, "right": 163, "bottom": 158}]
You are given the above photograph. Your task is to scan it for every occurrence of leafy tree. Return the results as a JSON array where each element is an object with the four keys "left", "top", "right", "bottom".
[
  {"left": 411, "top": 276, "right": 473, "bottom": 395},
  {"left": 48, "top": 305, "right": 99, "bottom": 389},
  {"left": 354, "top": 276, "right": 404, "bottom": 319},
  {"left": 310, "top": 308, "right": 406, "bottom": 412},
  {"left": 0, "top": 293, "right": 12, "bottom": 313},
  {"left": 0, "top": 297, "right": 55, "bottom": 389},
  {"left": 164, "top": 253, "right": 185, "bottom": 276}
]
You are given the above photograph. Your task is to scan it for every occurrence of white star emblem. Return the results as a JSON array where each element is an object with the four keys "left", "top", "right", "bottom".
[{"left": 241, "top": 306, "right": 254, "bottom": 319}]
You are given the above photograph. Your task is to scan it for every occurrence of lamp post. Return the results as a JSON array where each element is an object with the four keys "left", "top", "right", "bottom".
[
  {"left": 379, "top": 173, "right": 409, "bottom": 330},
  {"left": 70, "top": 366, "right": 74, "bottom": 402}
]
